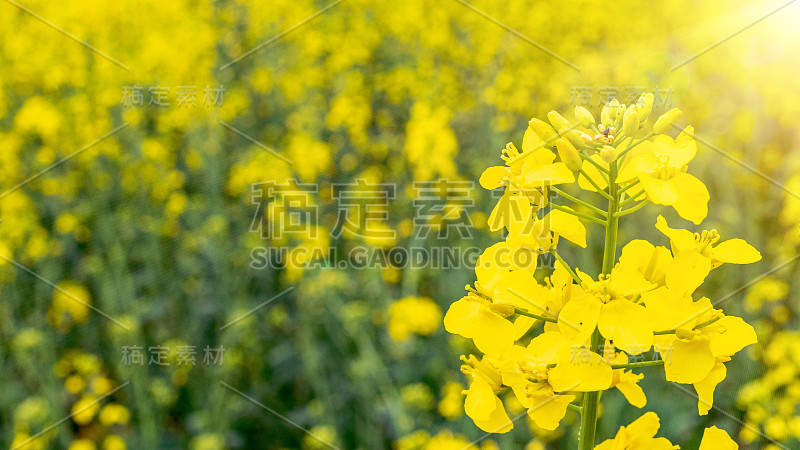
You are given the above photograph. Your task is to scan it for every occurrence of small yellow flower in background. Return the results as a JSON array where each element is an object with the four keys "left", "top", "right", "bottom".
[
  {"left": 388, "top": 296, "right": 442, "bottom": 341},
  {"left": 10, "top": 433, "right": 47, "bottom": 450},
  {"left": 395, "top": 430, "right": 431, "bottom": 450},
  {"left": 91, "top": 376, "right": 114, "bottom": 395},
  {"left": 68, "top": 438, "right": 96, "bottom": 450},
  {"left": 745, "top": 277, "right": 788, "bottom": 312},
  {"left": 99, "top": 403, "right": 130, "bottom": 426},
  {"left": 103, "top": 435, "right": 126, "bottom": 450},
  {"left": 438, "top": 381, "right": 464, "bottom": 419},
  {"left": 302, "top": 425, "right": 338, "bottom": 450},
  {"left": 65, "top": 375, "right": 86, "bottom": 394},
  {"left": 190, "top": 433, "right": 226, "bottom": 450},
  {"left": 71, "top": 395, "right": 100, "bottom": 425},
  {"left": 14, "top": 396, "right": 41, "bottom": 417},
  {"left": 424, "top": 430, "right": 478, "bottom": 450},
  {"left": 47, "top": 282, "right": 92, "bottom": 333},
  {"left": 401, "top": 383, "right": 434, "bottom": 410}
]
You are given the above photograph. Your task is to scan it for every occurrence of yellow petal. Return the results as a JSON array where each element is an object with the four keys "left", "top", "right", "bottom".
[
  {"left": 546, "top": 208, "right": 587, "bottom": 248},
  {"left": 578, "top": 156, "right": 609, "bottom": 192},
  {"left": 598, "top": 300, "right": 654, "bottom": 355},
  {"left": 625, "top": 411, "right": 661, "bottom": 441},
  {"left": 475, "top": 242, "right": 509, "bottom": 293},
  {"left": 618, "top": 153, "right": 659, "bottom": 183},
  {"left": 619, "top": 239, "right": 656, "bottom": 271},
  {"left": 487, "top": 192, "right": 532, "bottom": 234},
  {"left": 664, "top": 336, "right": 715, "bottom": 383},
  {"left": 507, "top": 194, "right": 533, "bottom": 236},
  {"left": 472, "top": 395, "right": 514, "bottom": 433},
  {"left": 641, "top": 286, "right": 693, "bottom": 332},
  {"left": 527, "top": 393, "right": 574, "bottom": 431},
  {"left": 693, "top": 361, "right": 726, "bottom": 416},
  {"left": 616, "top": 371, "right": 647, "bottom": 408},
  {"left": 513, "top": 315, "right": 536, "bottom": 340},
  {"left": 443, "top": 298, "right": 480, "bottom": 336},
  {"left": 709, "top": 316, "right": 757, "bottom": 357},
  {"left": 670, "top": 172, "right": 709, "bottom": 225},
  {"left": 655, "top": 215, "right": 697, "bottom": 253},
  {"left": 526, "top": 330, "right": 566, "bottom": 364},
  {"left": 479, "top": 166, "right": 507, "bottom": 190},
  {"left": 640, "top": 174, "right": 678, "bottom": 205},
  {"left": 619, "top": 240, "right": 671, "bottom": 286},
  {"left": 653, "top": 134, "right": 696, "bottom": 168},
  {"left": 557, "top": 294, "right": 601, "bottom": 343},
  {"left": 608, "top": 263, "right": 656, "bottom": 298},
  {"left": 522, "top": 126, "right": 544, "bottom": 153},
  {"left": 712, "top": 239, "right": 761, "bottom": 264},
  {"left": 487, "top": 192, "right": 508, "bottom": 232},
  {"left": 472, "top": 310, "right": 516, "bottom": 356},
  {"left": 699, "top": 426, "right": 738, "bottom": 450},
  {"left": 464, "top": 376, "right": 496, "bottom": 421},
  {"left": 549, "top": 347, "right": 613, "bottom": 392},
  {"left": 665, "top": 251, "right": 711, "bottom": 296},
  {"left": 523, "top": 163, "right": 575, "bottom": 186}
]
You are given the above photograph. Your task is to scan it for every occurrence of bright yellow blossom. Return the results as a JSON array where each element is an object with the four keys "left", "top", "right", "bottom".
[
  {"left": 594, "top": 412, "right": 677, "bottom": 449},
  {"left": 618, "top": 129, "right": 709, "bottom": 224},
  {"left": 655, "top": 215, "right": 761, "bottom": 268}
]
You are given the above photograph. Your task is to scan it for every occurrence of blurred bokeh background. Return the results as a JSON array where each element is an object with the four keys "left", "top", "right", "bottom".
[{"left": 1, "top": 0, "right": 799, "bottom": 448}]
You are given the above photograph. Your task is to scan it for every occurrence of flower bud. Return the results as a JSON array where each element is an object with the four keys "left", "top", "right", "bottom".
[
  {"left": 615, "top": 104, "right": 626, "bottom": 127},
  {"left": 574, "top": 106, "right": 596, "bottom": 128},
  {"left": 528, "top": 118, "right": 558, "bottom": 143},
  {"left": 600, "top": 145, "right": 617, "bottom": 163},
  {"left": 560, "top": 127, "right": 586, "bottom": 149},
  {"left": 547, "top": 110, "right": 572, "bottom": 132},
  {"left": 653, "top": 108, "right": 682, "bottom": 134},
  {"left": 636, "top": 93, "right": 654, "bottom": 124},
  {"left": 622, "top": 106, "right": 639, "bottom": 138},
  {"left": 556, "top": 138, "right": 582, "bottom": 171},
  {"left": 600, "top": 99, "right": 619, "bottom": 128}
]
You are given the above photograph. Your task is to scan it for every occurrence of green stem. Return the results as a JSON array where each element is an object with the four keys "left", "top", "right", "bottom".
[
  {"left": 611, "top": 360, "right": 664, "bottom": 369},
  {"left": 514, "top": 307, "right": 558, "bottom": 323},
  {"left": 551, "top": 251, "right": 581, "bottom": 283},
  {"left": 694, "top": 315, "right": 721, "bottom": 329},
  {"left": 653, "top": 329, "right": 676, "bottom": 335},
  {"left": 617, "top": 131, "right": 655, "bottom": 161},
  {"left": 580, "top": 150, "right": 611, "bottom": 177},
  {"left": 578, "top": 169, "right": 613, "bottom": 201},
  {"left": 549, "top": 203, "right": 607, "bottom": 226},
  {"left": 654, "top": 315, "right": 722, "bottom": 335},
  {"left": 615, "top": 199, "right": 650, "bottom": 217},
  {"left": 617, "top": 179, "right": 640, "bottom": 196},
  {"left": 619, "top": 191, "right": 646, "bottom": 209},
  {"left": 579, "top": 158, "right": 620, "bottom": 450},
  {"left": 551, "top": 187, "right": 608, "bottom": 217}
]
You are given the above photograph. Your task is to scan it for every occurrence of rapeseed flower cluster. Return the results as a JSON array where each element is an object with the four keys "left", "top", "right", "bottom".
[{"left": 444, "top": 98, "right": 761, "bottom": 448}]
